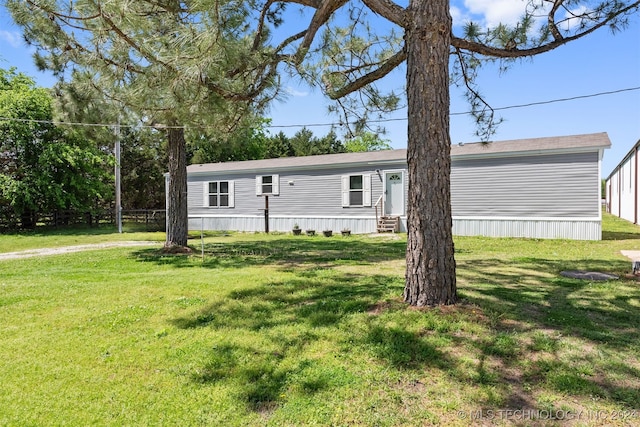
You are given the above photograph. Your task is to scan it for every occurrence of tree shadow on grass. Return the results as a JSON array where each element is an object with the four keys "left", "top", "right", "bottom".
[
  {"left": 170, "top": 271, "right": 456, "bottom": 414},
  {"left": 364, "top": 324, "right": 451, "bottom": 370},
  {"left": 131, "top": 236, "right": 406, "bottom": 270},
  {"left": 164, "top": 236, "right": 639, "bottom": 416},
  {"left": 193, "top": 341, "right": 300, "bottom": 413},
  {"left": 457, "top": 256, "right": 640, "bottom": 409},
  {"left": 602, "top": 230, "right": 640, "bottom": 240},
  {"left": 173, "top": 272, "right": 386, "bottom": 412},
  {"left": 173, "top": 273, "right": 397, "bottom": 331},
  {"left": 193, "top": 339, "right": 357, "bottom": 413}
]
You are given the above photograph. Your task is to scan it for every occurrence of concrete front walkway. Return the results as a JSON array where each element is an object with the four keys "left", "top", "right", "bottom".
[{"left": 621, "top": 250, "right": 640, "bottom": 261}]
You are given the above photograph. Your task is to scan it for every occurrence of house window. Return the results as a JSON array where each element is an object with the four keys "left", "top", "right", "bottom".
[
  {"left": 262, "top": 175, "right": 273, "bottom": 194},
  {"left": 350, "top": 175, "right": 364, "bottom": 206},
  {"left": 204, "top": 181, "right": 234, "bottom": 208},
  {"left": 342, "top": 174, "right": 371, "bottom": 207},
  {"left": 256, "top": 175, "right": 279, "bottom": 196}
]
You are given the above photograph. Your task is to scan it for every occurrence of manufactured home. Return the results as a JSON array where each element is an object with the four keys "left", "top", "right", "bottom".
[
  {"left": 173, "top": 132, "right": 610, "bottom": 240},
  {"left": 605, "top": 139, "right": 640, "bottom": 224}
]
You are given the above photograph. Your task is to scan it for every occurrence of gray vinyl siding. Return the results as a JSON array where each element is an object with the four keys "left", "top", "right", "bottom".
[
  {"left": 188, "top": 165, "right": 390, "bottom": 218},
  {"left": 189, "top": 151, "right": 599, "bottom": 220},
  {"left": 451, "top": 152, "right": 599, "bottom": 218},
  {"left": 182, "top": 139, "right": 606, "bottom": 238}
]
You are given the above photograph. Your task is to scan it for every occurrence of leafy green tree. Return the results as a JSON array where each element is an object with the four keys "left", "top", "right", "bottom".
[
  {"left": 0, "top": 68, "right": 111, "bottom": 228},
  {"left": 0, "top": 69, "right": 51, "bottom": 228},
  {"left": 344, "top": 132, "right": 391, "bottom": 152},
  {"left": 251, "top": 0, "right": 640, "bottom": 305},
  {"left": 7, "top": 0, "right": 280, "bottom": 248}
]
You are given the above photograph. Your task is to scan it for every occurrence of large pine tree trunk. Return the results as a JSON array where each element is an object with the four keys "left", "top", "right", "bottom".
[
  {"left": 165, "top": 126, "right": 188, "bottom": 248},
  {"left": 404, "top": 0, "right": 457, "bottom": 306}
]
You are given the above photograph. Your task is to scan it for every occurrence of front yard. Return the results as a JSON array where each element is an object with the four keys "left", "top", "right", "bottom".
[{"left": 0, "top": 215, "right": 638, "bottom": 425}]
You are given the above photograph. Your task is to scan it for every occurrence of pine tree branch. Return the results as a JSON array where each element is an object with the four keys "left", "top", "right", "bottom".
[
  {"left": 139, "top": 0, "right": 188, "bottom": 15},
  {"left": 361, "top": 0, "right": 407, "bottom": 27},
  {"left": 453, "top": 0, "right": 640, "bottom": 58},
  {"left": 24, "top": 0, "right": 101, "bottom": 22},
  {"left": 98, "top": 10, "right": 171, "bottom": 70},
  {"left": 548, "top": 0, "right": 566, "bottom": 41},
  {"left": 325, "top": 47, "right": 406, "bottom": 99},
  {"left": 254, "top": 0, "right": 279, "bottom": 50},
  {"left": 23, "top": 0, "right": 162, "bottom": 74},
  {"left": 253, "top": 1, "right": 407, "bottom": 100},
  {"left": 453, "top": 47, "right": 500, "bottom": 141},
  {"left": 296, "top": 0, "right": 349, "bottom": 64},
  {"left": 74, "top": 41, "right": 145, "bottom": 75}
]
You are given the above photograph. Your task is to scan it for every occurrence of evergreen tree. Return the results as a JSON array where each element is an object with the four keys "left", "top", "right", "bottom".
[
  {"left": 119, "top": 127, "right": 167, "bottom": 210},
  {"left": 312, "top": 130, "right": 346, "bottom": 156},
  {"left": 289, "top": 128, "right": 346, "bottom": 156},
  {"left": 190, "top": 117, "right": 270, "bottom": 164},
  {"left": 250, "top": 0, "right": 640, "bottom": 305},
  {"left": 264, "top": 131, "right": 295, "bottom": 159}
]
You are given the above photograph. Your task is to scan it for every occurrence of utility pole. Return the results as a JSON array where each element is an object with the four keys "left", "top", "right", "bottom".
[{"left": 115, "top": 120, "right": 122, "bottom": 233}]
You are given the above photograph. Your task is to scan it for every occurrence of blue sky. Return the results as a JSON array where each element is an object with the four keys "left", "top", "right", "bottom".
[{"left": 1, "top": 1, "right": 638, "bottom": 177}]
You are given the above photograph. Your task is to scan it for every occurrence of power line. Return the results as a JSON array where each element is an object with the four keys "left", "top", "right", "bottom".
[
  {"left": 267, "top": 86, "right": 640, "bottom": 127},
  {"left": 0, "top": 86, "right": 638, "bottom": 130},
  {"left": 481, "top": 86, "right": 640, "bottom": 114}
]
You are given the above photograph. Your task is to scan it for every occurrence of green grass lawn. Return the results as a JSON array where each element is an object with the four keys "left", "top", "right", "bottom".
[
  {"left": 1, "top": 215, "right": 639, "bottom": 426},
  {"left": 0, "top": 225, "right": 165, "bottom": 253}
]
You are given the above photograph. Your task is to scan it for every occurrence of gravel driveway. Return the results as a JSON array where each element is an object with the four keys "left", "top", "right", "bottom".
[{"left": 0, "top": 241, "right": 160, "bottom": 261}]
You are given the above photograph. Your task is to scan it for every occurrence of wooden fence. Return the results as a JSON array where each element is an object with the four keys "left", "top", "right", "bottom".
[
  {"left": 121, "top": 209, "right": 166, "bottom": 231},
  {"left": 0, "top": 209, "right": 166, "bottom": 231}
]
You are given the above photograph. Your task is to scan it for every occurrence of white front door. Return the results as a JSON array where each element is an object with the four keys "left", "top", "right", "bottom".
[{"left": 384, "top": 171, "right": 404, "bottom": 215}]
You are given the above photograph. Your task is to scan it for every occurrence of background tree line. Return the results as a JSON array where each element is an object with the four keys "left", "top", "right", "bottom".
[{"left": 0, "top": 66, "right": 389, "bottom": 229}]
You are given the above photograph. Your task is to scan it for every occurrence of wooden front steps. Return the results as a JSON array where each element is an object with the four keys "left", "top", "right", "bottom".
[{"left": 377, "top": 216, "right": 400, "bottom": 233}]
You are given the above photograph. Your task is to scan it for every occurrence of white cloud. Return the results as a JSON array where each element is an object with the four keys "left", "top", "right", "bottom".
[
  {"left": 462, "top": 0, "right": 528, "bottom": 28},
  {"left": 450, "top": 6, "right": 464, "bottom": 25},
  {"left": 0, "top": 30, "right": 22, "bottom": 48},
  {"left": 286, "top": 86, "right": 308, "bottom": 97}
]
